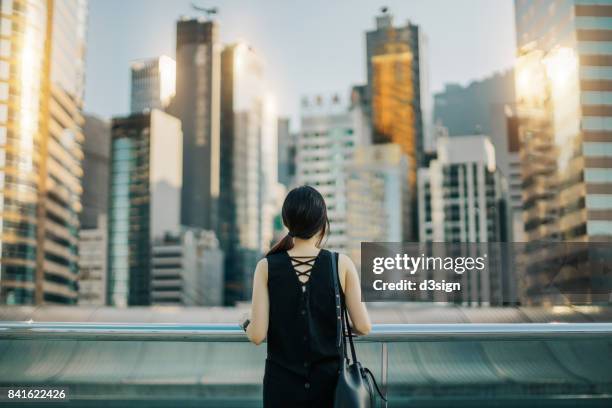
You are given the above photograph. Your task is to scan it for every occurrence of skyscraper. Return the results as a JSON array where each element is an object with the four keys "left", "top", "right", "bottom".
[
  {"left": 514, "top": 0, "right": 612, "bottom": 304},
  {"left": 418, "top": 135, "right": 513, "bottom": 305},
  {"left": 515, "top": 0, "right": 612, "bottom": 243},
  {"left": 174, "top": 17, "right": 220, "bottom": 231},
  {"left": 219, "top": 43, "right": 277, "bottom": 304},
  {"left": 432, "top": 71, "right": 522, "bottom": 239},
  {"left": 365, "top": 8, "right": 429, "bottom": 240},
  {"left": 418, "top": 135, "right": 510, "bottom": 243},
  {"left": 78, "top": 114, "right": 111, "bottom": 305},
  {"left": 107, "top": 109, "right": 182, "bottom": 306},
  {"left": 346, "top": 144, "right": 410, "bottom": 271},
  {"left": 80, "top": 114, "right": 110, "bottom": 229},
  {"left": 0, "top": 0, "right": 88, "bottom": 305},
  {"left": 130, "top": 55, "right": 176, "bottom": 114},
  {"left": 296, "top": 93, "right": 358, "bottom": 252}
]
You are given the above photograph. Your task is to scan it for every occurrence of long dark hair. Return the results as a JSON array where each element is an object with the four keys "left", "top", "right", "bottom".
[{"left": 266, "top": 185, "right": 330, "bottom": 256}]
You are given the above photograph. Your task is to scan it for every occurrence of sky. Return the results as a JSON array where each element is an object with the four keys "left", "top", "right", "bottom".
[{"left": 84, "top": 0, "right": 517, "bottom": 128}]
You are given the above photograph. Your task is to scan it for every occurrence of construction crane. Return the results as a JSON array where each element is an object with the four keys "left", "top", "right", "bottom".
[{"left": 191, "top": 2, "right": 218, "bottom": 20}]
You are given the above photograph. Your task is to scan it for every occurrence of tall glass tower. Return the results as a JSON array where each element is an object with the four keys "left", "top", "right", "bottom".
[
  {"left": 173, "top": 18, "right": 220, "bottom": 231},
  {"left": 0, "top": 0, "right": 87, "bottom": 305},
  {"left": 219, "top": 43, "right": 276, "bottom": 304},
  {"left": 108, "top": 109, "right": 183, "bottom": 306},
  {"left": 365, "top": 8, "right": 429, "bottom": 240}
]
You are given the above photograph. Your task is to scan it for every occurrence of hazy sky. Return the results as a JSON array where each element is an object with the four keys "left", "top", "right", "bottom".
[{"left": 84, "top": 0, "right": 516, "bottom": 127}]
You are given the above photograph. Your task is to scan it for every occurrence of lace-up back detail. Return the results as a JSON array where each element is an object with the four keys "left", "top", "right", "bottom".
[
  {"left": 289, "top": 255, "right": 318, "bottom": 291},
  {"left": 265, "top": 249, "right": 340, "bottom": 378}
]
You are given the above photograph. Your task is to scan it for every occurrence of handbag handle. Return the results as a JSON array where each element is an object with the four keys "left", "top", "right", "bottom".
[
  {"left": 330, "top": 251, "right": 357, "bottom": 363},
  {"left": 331, "top": 251, "right": 388, "bottom": 403}
]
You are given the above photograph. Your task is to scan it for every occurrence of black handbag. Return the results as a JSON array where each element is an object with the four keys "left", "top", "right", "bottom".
[{"left": 330, "top": 251, "right": 387, "bottom": 408}]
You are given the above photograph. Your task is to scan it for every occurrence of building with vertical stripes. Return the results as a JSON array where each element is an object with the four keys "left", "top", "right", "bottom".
[
  {"left": 417, "top": 135, "right": 513, "bottom": 305},
  {"left": 514, "top": 0, "right": 612, "bottom": 304}
]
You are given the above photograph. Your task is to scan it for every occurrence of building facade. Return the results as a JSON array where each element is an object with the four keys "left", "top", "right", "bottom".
[
  {"left": 418, "top": 135, "right": 510, "bottom": 243},
  {"left": 346, "top": 143, "right": 410, "bottom": 271},
  {"left": 432, "top": 71, "right": 523, "bottom": 239},
  {"left": 365, "top": 8, "right": 429, "bottom": 239},
  {"left": 151, "top": 228, "right": 224, "bottom": 306},
  {"left": 514, "top": 0, "right": 612, "bottom": 304},
  {"left": 80, "top": 114, "right": 110, "bottom": 229},
  {"left": 78, "top": 214, "right": 107, "bottom": 305},
  {"left": 219, "top": 43, "right": 277, "bottom": 304},
  {"left": 78, "top": 114, "right": 110, "bottom": 305},
  {"left": 108, "top": 109, "right": 182, "bottom": 306},
  {"left": 0, "top": 0, "right": 88, "bottom": 305},
  {"left": 515, "top": 0, "right": 612, "bottom": 243},
  {"left": 497, "top": 105, "right": 525, "bottom": 241},
  {"left": 174, "top": 18, "right": 220, "bottom": 231},
  {"left": 130, "top": 55, "right": 176, "bottom": 114},
  {"left": 418, "top": 135, "right": 513, "bottom": 305},
  {"left": 296, "top": 93, "right": 358, "bottom": 252}
]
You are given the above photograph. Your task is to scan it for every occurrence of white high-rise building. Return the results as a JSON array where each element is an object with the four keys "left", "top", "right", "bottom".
[
  {"left": 418, "top": 135, "right": 510, "bottom": 243},
  {"left": 418, "top": 135, "right": 514, "bottom": 306},
  {"left": 296, "top": 93, "right": 359, "bottom": 252},
  {"left": 346, "top": 144, "right": 410, "bottom": 270},
  {"left": 130, "top": 55, "right": 176, "bottom": 113}
]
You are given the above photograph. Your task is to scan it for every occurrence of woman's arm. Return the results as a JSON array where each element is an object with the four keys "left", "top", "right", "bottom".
[
  {"left": 339, "top": 253, "right": 372, "bottom": 336},
  {"left": 246, "top": 258, "right": 269, "bottom": 345}
]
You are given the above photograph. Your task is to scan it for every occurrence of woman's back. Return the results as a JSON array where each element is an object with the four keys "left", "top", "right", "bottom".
[
  {"left": 266, "top": 249, "right": 340, "bottom": 376},
  {"left": 242, "top": 185, "right": 371, "bottom": 407}
]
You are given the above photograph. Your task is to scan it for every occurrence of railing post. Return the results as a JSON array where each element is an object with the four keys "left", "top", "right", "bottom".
[{"left": 381, "top": 341, "right": 388, "bottom": 408}]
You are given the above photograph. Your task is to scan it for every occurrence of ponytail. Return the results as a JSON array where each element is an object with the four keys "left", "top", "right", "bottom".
[
  {"left": 266, "top": 185, "right": 329, "bottom": 257},
  {"left": 266, "top": 233, "right": 295, "bottom": 256}
]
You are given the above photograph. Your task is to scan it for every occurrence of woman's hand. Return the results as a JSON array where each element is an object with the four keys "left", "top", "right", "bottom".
[{"left": 239, "top": 312, "right": 250, "bottom": 332}]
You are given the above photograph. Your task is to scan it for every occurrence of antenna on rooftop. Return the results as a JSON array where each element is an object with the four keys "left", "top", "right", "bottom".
[{"left": 191, "top": 2, "right": 218, "bottom": 20}]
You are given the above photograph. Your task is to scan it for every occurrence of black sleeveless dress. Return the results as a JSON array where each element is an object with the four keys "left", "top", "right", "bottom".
[{"left": 264, "top": 249, "right": 341, "bottom": 407}]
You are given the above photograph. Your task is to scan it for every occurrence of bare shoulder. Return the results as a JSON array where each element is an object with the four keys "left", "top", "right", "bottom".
[
  {"left": 336, "top": 252, "right": 357, "bottom": 286},
  {"left": 254, "top": 258, "right": 268, "bottom": 279},
  {"left": 337, "top": 252, "right": 356, "bottom": 272}
]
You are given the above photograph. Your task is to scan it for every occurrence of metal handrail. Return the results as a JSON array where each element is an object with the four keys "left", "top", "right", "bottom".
[{"left": 1, "top": 322, "right": 611, "bottom": 342}]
